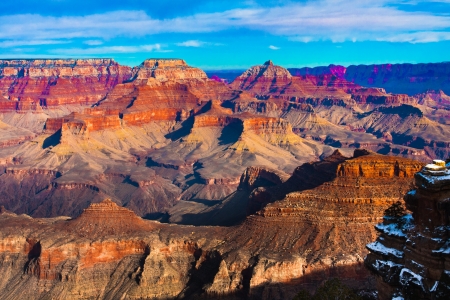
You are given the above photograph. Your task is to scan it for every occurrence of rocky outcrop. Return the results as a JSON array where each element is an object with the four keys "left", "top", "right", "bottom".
[
  {"left": 351, "top": 88, "right": 414, "bottom": 105},
  {"left": 0, "top": 152, "right": 427, "bottom": 300},
  {"left": 230, "top": 60, "right": 293, "bottom": 96},
  {"left": 0, "top": 59, "right": 132, "bottom": 111},
  {"left": 136, "top": 59, "right": 208, "bottom": 81},
  {"left": 238, "top": 166, "right": 290, "bottom": 191},
  {"left": 416, "top": 90, "right": 450, "bottom": 110},
  {"left": 68, "top": 199, "right": 157, "bottom": 237},
  {"left": 94, "top": 59, "right": 238, "bottom": 126},
  {"left": 365, "top": 160, "right": 450, "bottom": 299},
  {"left": 215, "top": 151, "right": 423, "bottom": 296},
  {"left": 45, "top": 108, "right": 121, "bottom": 134},
  {"left": 246, "top": 150, "right": 423, "bottom": 215},
  {"left": 230, "top": 61, "right": 357, "bottom": 102}
]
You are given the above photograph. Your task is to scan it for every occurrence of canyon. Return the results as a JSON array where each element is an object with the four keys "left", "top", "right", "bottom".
[
  {"left": 0, "top": 150, "right": 426, "bottom": 299},
  {"left": 0, "top": 58, "right": 448, "bottom": 299}
]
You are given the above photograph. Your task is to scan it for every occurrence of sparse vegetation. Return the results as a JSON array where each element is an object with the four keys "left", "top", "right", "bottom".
[
  {"left": 384, "top": 200, "right": 408, "bottom": 227},
  {"left": 385, "top": 201, "right": 407, "bottom": 220}
]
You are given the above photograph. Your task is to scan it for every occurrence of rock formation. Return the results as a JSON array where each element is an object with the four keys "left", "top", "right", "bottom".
[
  {"left": 230, "top": 60, "right": 356, "bottom": 102},
  {"left": 289, "top": 62, "right": 450, "bottom": 96},
  {"left": 231, "top": 61, "right": 450, "bottom": 160},
  {"left": 0, "top": 57, "right": 448, "bottom": 224},
  {"left": 0, "top": 151, "right": 428, "bottom": 300},
  {"left": 0, "top": 120, "right": 36, "bottom": 148},
  {"left": 0, "top": 59, "right": 132, "bottom": 111},
  {"left": 365, "top": 159, "right": 450, "bottom": 299},
  {"left": 93, "top": 59, "right": 238, "bottom": 127}
]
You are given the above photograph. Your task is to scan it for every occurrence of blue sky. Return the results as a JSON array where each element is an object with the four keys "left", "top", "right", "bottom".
[{"left": 0, "top": 0, "right": 449, "bottom": 69}]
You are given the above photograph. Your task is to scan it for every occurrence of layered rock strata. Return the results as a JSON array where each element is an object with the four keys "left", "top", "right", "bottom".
[
  {"left": 93, "top": 59, "right": 238, "bottom": 126},
  {"left": 0, "top": 152, "right": 427, "bottom": 300},
  {"left": 0, "top": 59, "right": 132, "bottom": 111},
  {"left": 45, "top": 108, "right": 121, "bottom": 134},
  {"left": 231, "top": 60, "right": 414, "bottom": 106},
  {"left": 289, "top": 62, "right": 450, "bottom": 95},
  {"left": 365, "top": 160, "right": 450, "bottom": 299}
]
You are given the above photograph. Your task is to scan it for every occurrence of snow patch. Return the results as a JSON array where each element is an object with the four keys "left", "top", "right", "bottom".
[
  {"left": 376, "top": 214, "right": 413, "bottom": 238},
  {"left": 419, "top": 172, "right": 450, "bottom": 185},
  {"left": 432, "top": 240, "right": 450, "bottom": 255},
  {"left": 407, "top": 190, "right": 416, "bottom": 196},
  {"left": 400, "top": 268, "right": 425, "bottom": 292},
  {"left": 367, "top": 241, "right": 403, "bottom": 259},
  {"left": 430, "top": 281, "right": 439, "bottom": 292},
  {"left": 372, "top": 259, "right": 402, "bottom": 272}
]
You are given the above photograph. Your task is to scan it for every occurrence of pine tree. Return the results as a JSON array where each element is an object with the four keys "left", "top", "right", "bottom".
[{"left": 384, "top": 201, "right": 406, "bottom": 224}]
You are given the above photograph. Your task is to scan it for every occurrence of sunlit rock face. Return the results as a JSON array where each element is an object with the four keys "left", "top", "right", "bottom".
[
  {"left": 96, "top": 59, "right": 238, "bottom": 126},
  {"left": 0, "top": 59, "right": 133, "bottom": 111},
  {"left": 0, "top": 152, "right": 426, "bottom": 300},
  {"left": 365, "top": 159, "right": 450, "bottom": 299}
]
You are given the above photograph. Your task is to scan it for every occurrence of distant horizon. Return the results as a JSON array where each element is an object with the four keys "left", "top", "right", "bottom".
[
  {"left": 1, "top": 56, "right": 450, "bottom": 71},
  {"left": 0, "top": 1, "right": 449, "bottom": 69}
]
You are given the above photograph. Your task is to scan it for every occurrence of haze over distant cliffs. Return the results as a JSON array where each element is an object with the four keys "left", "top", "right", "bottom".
[{"left": 289, "top": 61, "right": 450, "bottom": 96}]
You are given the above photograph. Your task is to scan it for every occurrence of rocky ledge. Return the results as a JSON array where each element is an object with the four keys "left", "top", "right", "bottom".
[{"left": 365, "top": 159, "right": 450, "bottom": 299}]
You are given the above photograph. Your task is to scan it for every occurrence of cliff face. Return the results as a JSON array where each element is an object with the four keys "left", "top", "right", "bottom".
[
  {"left": 0, "top": 153, "right": 427, "bottom": 300},
  {"left": 45, "top": 109, "right": 122, "bottom": 135},
  {"left": 365, "top": 160, "right": 450, "bottom": 299},
  {"left": 231, "top": 61, "right": 419, "bottom": 107},
  {"left": 226, "top": 61, "right": 450, "bottom": 160},
  {"left": 289, "top": 62, "right": 450, "bottom": 96},
  {"left": 95, "top": 59, "right": 237, "bottom": 126},
  {"left": 136, "top": 59, "right": 208, "bottom": 81},
  {"left": 230, "top": 60, "right": 356, "bottom": 102},
  {"left": 0, "top": 200, "right": 225, "bottom": 300},
  {"left": 0, "top": 59, "right": 132, "bottom": 112}
]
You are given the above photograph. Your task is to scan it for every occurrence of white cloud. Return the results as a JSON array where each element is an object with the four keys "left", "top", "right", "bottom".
[
  {"left": 176, "top": 40, "right": 204, "bottom": 47},
  {"left": 49, "top": 44, "right": 171, "bottom": 55},
  {"left": 176, "top": 40, "right": 223, "bottom": 47},
  {"left": 83, "top": 40, "right": 103, "bottom": 46},
  {"left": 0, "top": 1, "right": 449, "bottom": 44},
  {"left": 269, "top": 45, "right": 280, "bottom": 50},
  {"left": 376, "top": 31, "right": 450, "bottom": 43},
  {"left": 0, "top": 39, "right": 71, "bottom": 48}
]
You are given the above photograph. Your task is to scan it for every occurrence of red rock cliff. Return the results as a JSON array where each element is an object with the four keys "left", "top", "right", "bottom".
[{"left": 0, "top": 59, "right": 132, "bottom": 112}]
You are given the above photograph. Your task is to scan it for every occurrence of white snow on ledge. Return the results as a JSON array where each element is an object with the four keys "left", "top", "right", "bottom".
[
  {"left": 418, "top": 172, "right": 450, "bottom": 185},
  {"left": 372, "top": 259, "right": 402, "bottom": 272},
  {"left": 377, "top": 214, "right": 413, "bottom": 238},
  {"left": 400, "top": 268, "right": 425, "bottom": 292},
  {"left": 432, "top": 241, "right": 450, "bottom": 255},
  {"left": 367, "top": 241, "right": 404, "bottom": 259}
]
